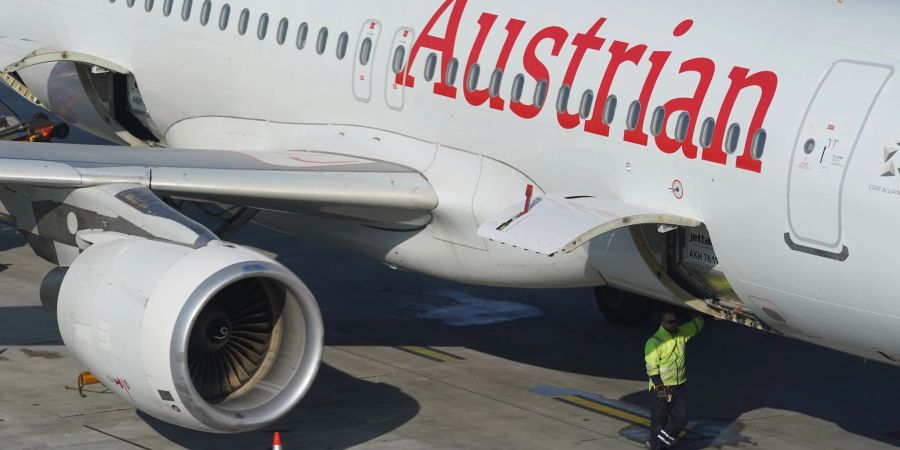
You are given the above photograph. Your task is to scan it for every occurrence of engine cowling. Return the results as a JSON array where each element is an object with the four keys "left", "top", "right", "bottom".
[{"left": 52, "top": 237, "right": 323, "bottom": 432}]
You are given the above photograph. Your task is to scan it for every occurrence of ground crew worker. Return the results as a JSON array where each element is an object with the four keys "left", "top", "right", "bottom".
[{"left": 644, "top": 308, "right": 704, "bottom": 449}]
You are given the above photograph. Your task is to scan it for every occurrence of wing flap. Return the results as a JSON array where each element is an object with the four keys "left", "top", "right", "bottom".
[{"left": 477, "top": 194, "right": 702, "bottom": 255}]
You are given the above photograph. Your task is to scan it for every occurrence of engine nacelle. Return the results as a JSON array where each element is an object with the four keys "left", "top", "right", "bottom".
[{"left": 53, "top": 237, "right": 323, "bottom": 432}]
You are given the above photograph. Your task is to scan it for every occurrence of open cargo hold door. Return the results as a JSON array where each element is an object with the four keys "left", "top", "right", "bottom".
[
  {"left": 0, "top": 39, "right": 160, "bottom": 146},
  {"left": 477, "top": 193, "right": 702, "bottom": 256},
  {"left": 478, "top": 191, "right": 773, "bottom": 330},
  {"left": 631, "top": 223, "right": 772, "bottom": 331}
]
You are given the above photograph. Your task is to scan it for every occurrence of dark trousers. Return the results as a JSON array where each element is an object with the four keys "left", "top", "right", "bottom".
[{"left": 650, "top": 384, "right": 687, "bottom": 449}]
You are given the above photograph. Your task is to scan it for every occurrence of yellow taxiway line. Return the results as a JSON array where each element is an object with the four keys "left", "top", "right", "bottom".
[
  {"left": 395, "top": 345, "right": 465, "bottom": 363},
  {"left": 556, "top": 395, "right": 651, "bottom": 427}
]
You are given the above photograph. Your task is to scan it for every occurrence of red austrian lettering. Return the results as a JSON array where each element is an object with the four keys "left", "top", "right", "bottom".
[
  {"left": 399, "top": 0, "right": 468, "bottom": 98},
  {"left": 464, "top": 13, "right": 499, "bottom": 107},
  {"left": 557, "top": 18, "right": 607, "bottom": 129},
  {"left": 584, "top": 40, "right": 648, "bottom": 137},
  {"left": 703, "top": 66, "right": 778, "bottom": 172},
  {"left": 489, "top": 18, "right": 527, "bottom": 111},
  {"left": 621, "top": 50, "right": 671, "bottom": 146},
  {"left": 510, "top": 26, "right": 569, "bottom": 119},
  {"left": 654, "top": 57, "right": 715, "bottom": 159},
  {"left": 621, "top": 20, "right": 693, "bottom": 146}
]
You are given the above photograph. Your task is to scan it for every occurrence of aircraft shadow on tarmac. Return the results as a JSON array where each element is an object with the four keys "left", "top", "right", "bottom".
[
  {"left": 142, "top": 363, "right": 420, "bottom": 450},
  {"left": 0, "top": 224, "right": 25, "bottom": 256},
  {"left": 0, "top": 306, "right": 63, "bottom": 346},
  {"left": 232, "top": 223, "right": 900, "bottom": 449},
  {"left": 0, "top": 188, "right": 897, "bottom": 448}
]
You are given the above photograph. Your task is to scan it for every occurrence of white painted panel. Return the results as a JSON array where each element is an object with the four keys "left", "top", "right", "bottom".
[
  {"left": 787, "top": 61, "right": 893, "bottom": 251},
  {"left": 425, "top": 147, "right": 485, "bottom": 250}
]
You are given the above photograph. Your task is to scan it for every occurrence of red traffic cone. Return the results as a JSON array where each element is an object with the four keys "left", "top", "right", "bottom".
[{"left": 272, "top": 431, "right": 282, "bottom": 450}]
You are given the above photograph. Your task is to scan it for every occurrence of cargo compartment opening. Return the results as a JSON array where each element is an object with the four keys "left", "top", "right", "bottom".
[
  {"left": 7, "top": 57, "right": 162, "bottom": 146},
  {"left": 76, "top": 63, "right": 160, "bottom": 145},
  {"left": 634, "top": 223, "right": 769, "bottom": 330},
  {"left": 664, "top": 225, "right": 742, "bottom": 307}
]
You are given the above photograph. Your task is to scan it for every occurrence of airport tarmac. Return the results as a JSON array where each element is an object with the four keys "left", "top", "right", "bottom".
[
  {"left": 0, "top": 220, "right": 899, "bottom": 450},
  {"left": 0, "top": 90, "right": 899, "bottom": 449}
]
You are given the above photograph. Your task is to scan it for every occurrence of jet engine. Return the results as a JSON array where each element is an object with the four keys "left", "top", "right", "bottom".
[{"left": 44, "top": 236, "right": 323, "bottom": 433}]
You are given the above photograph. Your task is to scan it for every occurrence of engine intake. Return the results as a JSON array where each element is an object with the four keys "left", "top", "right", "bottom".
[
  {"left": 52, "top": 237, "right": 323, "bottom": 432},
  {"left": 187, "top": 277, "right": 284, "bottom": 404}
]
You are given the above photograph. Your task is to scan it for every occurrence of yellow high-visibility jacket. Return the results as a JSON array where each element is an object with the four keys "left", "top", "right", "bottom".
[{"left": 645, "top": 316, "right": 704, "bottom": 389}]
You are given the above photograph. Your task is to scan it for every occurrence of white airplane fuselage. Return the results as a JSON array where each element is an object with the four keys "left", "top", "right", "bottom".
[{"left": 4, "top": 0, "right": 900, "bottom": 365}]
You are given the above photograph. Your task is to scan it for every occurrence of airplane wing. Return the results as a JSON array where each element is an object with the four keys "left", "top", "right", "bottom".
[
  {"left": 0, "top": 141, "right": 438, "bottom": 228},
  {"left": 477, "top": 193, "right": 702, "bottom": 256}
]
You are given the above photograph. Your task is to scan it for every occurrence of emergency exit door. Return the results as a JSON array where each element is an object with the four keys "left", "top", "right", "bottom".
[
  {"left": 786, "top": 60, "right": 893, "bottom": 260},
  {"left": 352, "top": 20, "right": 381, "bottom": 103},
  {"left": 385, "top": 28, "right": 414, "bottom": 111}
]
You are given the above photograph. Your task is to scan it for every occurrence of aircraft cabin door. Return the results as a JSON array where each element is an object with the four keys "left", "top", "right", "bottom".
[
  {"left": 786, "top": 60, "right": 893, "bottom": 260},
  {"left": 385, "top": 27, "right": 414, "bottom": 111},
  {"left": 352, "top": 20, "right": 381, "bottom": 103}
]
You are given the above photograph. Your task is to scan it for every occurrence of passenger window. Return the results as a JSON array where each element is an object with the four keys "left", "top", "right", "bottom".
[
  {"left": 724, "top": 123, "right": 741, "bottom": 154},
  {"left": 674, "top": 112, "right": 690, "bottom": 143},
  {"left": 163, "top": 0, "right": 173, "bottom": 16},
  {"left": 444, "top": 58, "right": 459, "bottom": 87},
  {"left": 488, "top": 69, "right": 503, "bottom": 98},
  {"left": 556, "top": 84, "right": 571, "bottom": 114},
  {"left": 750, "top": 129, "right": 767, "bottom": 160},
  {"left": 533, "top": 79, "right": 549, "bottom": 108},
  {"left": 650, "top": 106, "right": 666, "bottom": 137},
  {"left": 276, "top": 18, "right": 289, "bottom": 45},
  {"left": 698, "top": 118, "right": 715, "bottom": 148},
  {"left": 626, "top": 101, "right": 642, "bottom": 131},
  {"left": 127, "top": 0, "right": 135, "bottom": 7},
  {"left": 257, "top": 13, "right": 269, "bottom": 40},
  {"left": 181, "top": 0, "right": 192, "bottom": 21},
  {"left": 579, "top": 90, "right": 594, "bottom": 120},
  {"left": 199, "top": 0, "right": 211, "bottom": 25},
  {"left": 466, "top": 64, "right": 480, "bottom": 92},
  {"left": 218, "top": 4, "right": 230, "bottom": 30},
  {"left": 510, "top": 74, "right": 525, "bottom": 103},
  {"left": 392, "top": 46, "right": 406, "bottom": 74},
  {"left": 423, "top": 53, "right": 437, "bottom": 81},
  {"left": 336, "top": 32, "right": 349, "bottom": 60},
  {"left": 145, "top": 0, "right": 154, "bottom": 12},
  {"left": 316, "top": 28, "right": 328, "bottom": 55},
  {"left": 296, "top": 22, "right": 308, "bottom": 49},
  {"left": 602, "top": 95, "right": 617, "bottom": 125},
  {"left": 237, "top": 9, "right": 249, "bottom": 35},
  {"left": 359, "top": 38, "right": 373, "bottom": 66}
]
